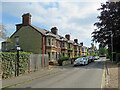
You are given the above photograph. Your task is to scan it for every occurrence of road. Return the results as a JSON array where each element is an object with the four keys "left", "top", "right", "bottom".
[{"left": 12, "top": 57, "right": 105, "bottom": 88}]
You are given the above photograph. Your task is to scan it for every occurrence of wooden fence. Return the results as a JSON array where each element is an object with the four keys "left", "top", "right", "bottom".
[{"left": 28, "top": 54, "right": 48, "bottom": 72}]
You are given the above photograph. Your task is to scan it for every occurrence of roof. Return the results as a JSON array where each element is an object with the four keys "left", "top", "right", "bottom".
[
  {"left": 31, "top": 25, "right": 48, "bottom": 35},
  {"left": 82, "top": 46, "right": 88, "bottom": 49},
  {"left": 31, "top": 25, "right": 66, "bottom": 41},
  {"left": 68, "top": 40, "right": 74, "bottom": 44},
  {"left": 10, "top": 24, "right": 87, "bottom": 47}
]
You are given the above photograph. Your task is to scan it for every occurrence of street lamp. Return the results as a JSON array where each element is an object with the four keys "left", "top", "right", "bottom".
[
  {"left": 11, "top": 45, "right": 22, "bottom": 76},
  {"left": 108, "top": 31, "right": 113, "bottom": 63}
]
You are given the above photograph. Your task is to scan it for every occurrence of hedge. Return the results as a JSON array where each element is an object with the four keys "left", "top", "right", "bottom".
[
  {"left": 116, "top": 53, "right": 120, "bottom": 62},
  {"left": 58, "top": 57, "right": 71, "bottom": 66},
  {"left": 1, "top": 52, "right": 30, "bottom": 79}
]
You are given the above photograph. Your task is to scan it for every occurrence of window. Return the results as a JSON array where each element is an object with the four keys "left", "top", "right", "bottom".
[
  {"left": 66, "top": 43, "right": 67, "bottom": 49},
  {"left": 52, "top": 52, "right": 54, "bottom": 60},
  {"left": 75, "top": 46, "right": 77, "bottom": 50},
  {"left": 59, "top": 41, "right": 60, "bottom": 48},
  {"left": 47, "top": 39, "right": 50, "bottom": 46},
  {"left": 5, "top": 43, "right": 8, "bottom": 51},
  {"left": 52, "top": 39, "right": 54, "bottom": 46},
  {"left": 62, "top": 43, "right": 64, "bottom": 48},
  {"left": 75, "top": 52, "right": 77, "bottom": 56},
  {"left": 48, "top": 52, "right": 50, "bottom": 61},
  {"left": 63, "top": 53, "right": 65, "bottom": 57},
  {"left": 68, "top": 44, "right": 70, "bottom": 49},
  {"left": 82, "top": 48, "right": 84, "bottom": 52},
  {"left": 14, "top": 36, "right": 19, "bottom": 45},
  {"left": 68, "top": 53, "right": 70, "bottom": 57},
  {"left": 56, "top": 40, "right": 57, "bottom": 47}
]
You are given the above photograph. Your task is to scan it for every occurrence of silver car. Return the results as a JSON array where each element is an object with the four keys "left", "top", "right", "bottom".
[{"left": 74, "top": 58, "right": 88, "bottom": 66}]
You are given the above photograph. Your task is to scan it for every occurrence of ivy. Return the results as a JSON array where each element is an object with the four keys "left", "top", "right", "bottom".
[{"left": 1, "top": 52, "right": 30, "bottom": 79}]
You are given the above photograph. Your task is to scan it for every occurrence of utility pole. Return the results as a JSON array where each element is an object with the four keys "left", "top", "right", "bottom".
[
  {"left": 109, "top": 31, "right": 113, "bottom": 63},
  {"left": 111, "top": 31, "right": 113, "bottom": 63}
]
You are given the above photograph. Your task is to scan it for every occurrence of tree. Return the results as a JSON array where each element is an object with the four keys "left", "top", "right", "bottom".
[
  {"left": 0, "top": 25, "right": 8, "bottom": 40},
  {"left": 92, "top": 2, "right": 120, "bottom": 60}
]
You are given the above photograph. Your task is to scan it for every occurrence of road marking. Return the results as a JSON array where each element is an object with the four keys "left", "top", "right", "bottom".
[{"left": 101, "top": 59, "right": 106, "bottom": 90}]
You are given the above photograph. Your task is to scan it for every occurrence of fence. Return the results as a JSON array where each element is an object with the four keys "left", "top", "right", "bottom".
[
  {"left": 28, "top": 54, "right": 48, "bottom": 72},
  {"left": 1, "top": 52, "right": 48, "bottom": 79}
]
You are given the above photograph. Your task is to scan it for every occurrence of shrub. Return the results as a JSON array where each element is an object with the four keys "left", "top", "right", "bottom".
[
  {"left": 58, "top": 57, "right": 71, "bottom": 66},
  {"left": 74, "top": 56, "right": 80, "bottom": 59},
  {"left": 1, "top": 52, "right": 30, "bottom": 79},
  {"left": 117, "top": 62, "right": 120, "bottom": 66},
  {"left": 116, "top": 53, "right": 120, "bottom": 62}
]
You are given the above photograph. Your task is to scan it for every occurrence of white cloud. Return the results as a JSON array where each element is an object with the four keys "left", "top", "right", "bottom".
[{"left": 2, "top": 1, "right": 105, "bottom": 47}]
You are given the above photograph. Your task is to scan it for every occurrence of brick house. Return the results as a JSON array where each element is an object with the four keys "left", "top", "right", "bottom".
[{"left": 2, "top": 13, "right": 88, "bottom": 63}]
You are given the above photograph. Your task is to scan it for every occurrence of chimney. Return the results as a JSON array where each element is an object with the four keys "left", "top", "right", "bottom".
[
  {"left": 80, "top": 42, "right": 83, "bottom": 46},
  {"left": 16, "top": 24, "right": 22, "bottom": 31},
  {"left": 65, "top": 34, "right": 70, "bottom": 40},
  {"left": 51, "top": 27, "right": 58, "bottom": 35},
  {"left": 74, "top": 39, "right": 78, "bottom": 44},
  {"left": 22, "top": 13, "right": 31, "bottom": 25}
]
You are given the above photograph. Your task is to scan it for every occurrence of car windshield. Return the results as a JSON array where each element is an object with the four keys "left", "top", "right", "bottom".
[
  {"left": 75, "top": 58, "right": 80, "bottom": 61},
  {"left": 79, "top": 58, "right": 83, "bottom": 60}
]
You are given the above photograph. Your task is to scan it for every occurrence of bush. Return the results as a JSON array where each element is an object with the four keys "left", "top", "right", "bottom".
[
  {"left": 74, "top": 56, "right": 80, "bottom": 59},
  {"left": 1, "top": 52, "right": 30, "bottom": 79},
  {"left": 116, "top": 53, "right": 120, "bottom": 62},
  {"left": 58, "top": 57, "right": 71, "bottom": 66}
]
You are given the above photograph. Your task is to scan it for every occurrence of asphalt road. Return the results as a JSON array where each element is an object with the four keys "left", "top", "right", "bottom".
[{"left": 12, "top": 57, "right": 105, "bottom": 88}]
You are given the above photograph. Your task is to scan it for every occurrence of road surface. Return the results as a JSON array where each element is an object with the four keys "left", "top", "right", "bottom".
[{"left": 12, "top": 57, "right": 105, "bottom": 88}]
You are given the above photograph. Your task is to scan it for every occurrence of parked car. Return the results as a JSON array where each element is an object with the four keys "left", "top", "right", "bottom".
[
  {"left": 94, "top": 56, "right": 100, "bottom": 60},
  {"left": 88, "top": 56, "right": 94, "bottom": 62},
  {"left": 83, "top": 57, "right": 89, "bottom": 65},
  {"left": 74, "top": 58, "right": 88, "bottom": 66}
]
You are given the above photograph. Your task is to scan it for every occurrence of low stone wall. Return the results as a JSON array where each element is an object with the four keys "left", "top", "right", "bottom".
[{"left": 62, "top": 60, "right": 71, "bottom": 66}]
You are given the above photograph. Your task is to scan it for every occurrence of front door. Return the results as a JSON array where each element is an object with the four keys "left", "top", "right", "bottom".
[{"left": 56, "top": 52, "right": 57, "bottom": 60}]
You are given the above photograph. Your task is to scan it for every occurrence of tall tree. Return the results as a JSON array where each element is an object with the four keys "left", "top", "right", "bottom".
[{"left": 92, "top": 2, "right": 120, "bottom": 57}]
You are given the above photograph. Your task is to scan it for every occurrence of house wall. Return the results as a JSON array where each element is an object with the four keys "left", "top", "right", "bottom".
[{"left": 9, "top": 26, "right": 43, "bottom": 54}]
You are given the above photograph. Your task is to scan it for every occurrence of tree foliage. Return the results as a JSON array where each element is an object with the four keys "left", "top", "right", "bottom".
[
  {"left": 0, "top": 24, "right": 8, "bottom": 40},
  {"left": 92, "top": 2, "right": 120, "bottom": 54}
]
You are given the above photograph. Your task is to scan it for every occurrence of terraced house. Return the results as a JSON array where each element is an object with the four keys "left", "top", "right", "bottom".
[{"left": 2, "top": 13, "right": 88, "bottom": 64}]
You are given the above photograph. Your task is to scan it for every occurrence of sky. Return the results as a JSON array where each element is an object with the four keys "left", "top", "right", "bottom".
[{"left": 0, "top": 0, "right": 107, "bottom": 49}]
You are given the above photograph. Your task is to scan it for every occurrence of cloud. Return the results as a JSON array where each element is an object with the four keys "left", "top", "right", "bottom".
[{"left": 2, "top": 1, "right": 105, "bottom": 47}]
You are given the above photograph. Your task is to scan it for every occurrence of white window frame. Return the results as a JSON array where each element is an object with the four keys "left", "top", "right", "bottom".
[{"left": 47, "top": 38, "right": 51, "bottom": 46}]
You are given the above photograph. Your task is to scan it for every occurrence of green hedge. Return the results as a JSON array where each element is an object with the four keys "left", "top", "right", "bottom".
[
  {"left": 58, "top": 57, "right": 71, "bottom": 66},
  {"left": 116, "top": 53, "right": 120, "bottom": 62},
  {"left": 1, "top": 52, "right": 30, "bottom": 79}
]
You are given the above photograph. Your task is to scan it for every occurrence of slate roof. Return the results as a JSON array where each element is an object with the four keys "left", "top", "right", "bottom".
[
  {"left": 31, "top": 25, "right": 71, "bottom": 42},
  {"left": 31, "top": 25, "right": 48, "bottom": 35},
  {"left": 68, "top": 40, "right": 74, "bottom": 44}
]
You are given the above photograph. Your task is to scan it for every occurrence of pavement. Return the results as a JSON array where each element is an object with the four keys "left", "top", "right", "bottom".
[
  {"left": 2, "top": 66, "right": 65, "bottom": 89},
  {"left": 2, "top": 57, "right": 105, "bottom": 89}
]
